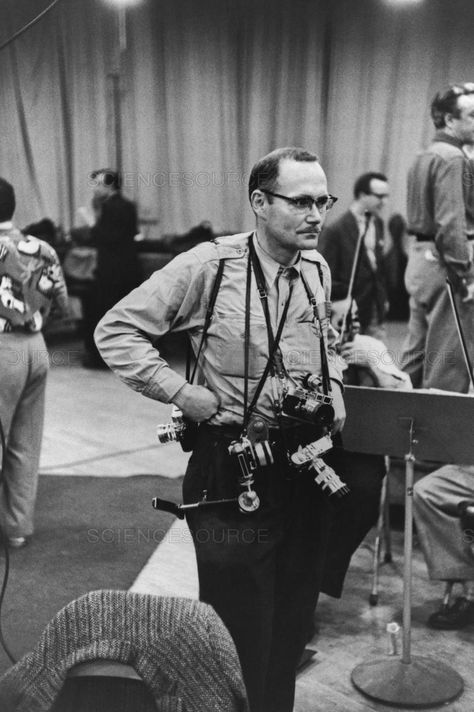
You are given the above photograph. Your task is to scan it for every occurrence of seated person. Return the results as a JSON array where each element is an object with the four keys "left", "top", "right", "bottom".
[{"left": 413, "top": 464, "right": 474, "bottom": 629}]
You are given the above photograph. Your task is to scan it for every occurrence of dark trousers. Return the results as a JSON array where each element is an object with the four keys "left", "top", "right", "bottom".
[
  {"left": 321, "top": 447, "right": 385, "bottom": 597},
  {"left": 183, "top": 425, "right": 332, "bottom": 712}
]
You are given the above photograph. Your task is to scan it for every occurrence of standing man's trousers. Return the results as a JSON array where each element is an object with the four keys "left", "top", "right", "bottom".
[
  {"left": 0, "top": 332, "right": 48, "bottom": 538},
  {"left": 401, "top": 242, "right": 474, "bottom": 392},
  {"left": 183, "top": 424, "right": 333, "bottom": 712}
]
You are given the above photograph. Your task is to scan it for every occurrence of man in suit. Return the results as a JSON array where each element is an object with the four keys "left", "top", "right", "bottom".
[
  {"left": 82, "top": 169, "right": 141, "bottom": 367},
  {"left": 318, "top": 172, "right": 389, "bottom": 336}
]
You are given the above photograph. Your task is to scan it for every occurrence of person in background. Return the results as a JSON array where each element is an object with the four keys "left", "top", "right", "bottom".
[
  {"left": 82, "top": 169, "right": 140, "bottom": 368},
  {"left": 384, "top": 213, "right": 410, "bottom": 321},
  {"left": 0, "top": 178, "right": 68, "bottom": 548},
  {"left": 414, "top": 464, "right": 474, "bottom": 629},
  {"left": 95, "top": 147, "right": 345, "bottom": 712},
  {"left": 400, "top": 83, "right": 474, "bottom": 391},
  {"left": 318, "top": 171, "right": 389, "bottom": 338}
]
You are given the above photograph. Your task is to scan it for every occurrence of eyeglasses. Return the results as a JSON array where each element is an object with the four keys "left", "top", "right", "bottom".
[
  {"left": 261, "top": 189, "right": 338, "bottom": 213},
  {"left": 369, "top": 192, "right": 389, "bottom": 200}
]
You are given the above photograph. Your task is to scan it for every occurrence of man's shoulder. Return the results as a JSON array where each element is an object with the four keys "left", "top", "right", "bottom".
[
  {"left": 190, "top": 232, "right": 252, "bottom": 263},
  {"left": 421, "top": 139, "right": 464, "bottom": 163},
  {"left": 0, "top": 230, "right": 57, "bottom": 259},
  {"left": 301, "top": 249, "right": 331, "bottom": 276}
]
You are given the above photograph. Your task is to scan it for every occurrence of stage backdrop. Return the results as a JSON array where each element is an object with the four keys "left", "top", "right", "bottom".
[{"left": 1, "top": 0, "right": 474, "bottom": 235}]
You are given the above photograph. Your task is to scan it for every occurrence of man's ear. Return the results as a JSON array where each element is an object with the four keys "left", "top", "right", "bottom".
[
  {"left": 250, "top": 190, "right": 267, "bottom": 217},
  {"left": 444, "top": 113, "right": 455, "bottom": 129}
]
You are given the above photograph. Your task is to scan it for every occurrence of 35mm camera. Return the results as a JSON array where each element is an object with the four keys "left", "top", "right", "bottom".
[{"left": 156, "top": 406, "right": 198, "bottom": 452}]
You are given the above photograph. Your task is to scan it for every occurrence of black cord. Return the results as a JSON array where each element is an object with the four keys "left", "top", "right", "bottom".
[
  {"left": 0, "top": 416, "right": 16, "bottom": 664},
  {"left": 0, "top": 0, "right": 63, "bottom": 53}
]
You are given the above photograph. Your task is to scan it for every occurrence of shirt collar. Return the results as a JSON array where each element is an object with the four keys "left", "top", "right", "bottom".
[
  {"left": 253, "top": 234, "right": 301, "bottom": 289},
  {"left": 434, "top": 130, "right": 464, "bottom": 151}
]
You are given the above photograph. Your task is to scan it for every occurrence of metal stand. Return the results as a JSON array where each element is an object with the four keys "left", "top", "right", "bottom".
[
  {"left": 369, "top": 455, "right": 392, "bottom": 606},
  {"left": 342, "top": 387, "right": 474, "bottom": 708},
  {"left": 352, "top": 419, "right": 463, "bottom": 707}
]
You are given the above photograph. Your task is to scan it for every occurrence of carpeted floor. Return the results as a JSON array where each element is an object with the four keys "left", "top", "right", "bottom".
[{"left": 0, "top": 474, "right": 182, "bottom": 675}]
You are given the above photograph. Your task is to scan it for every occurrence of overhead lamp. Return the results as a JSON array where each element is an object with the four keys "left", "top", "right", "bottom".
[
  {"left": 383, "top": 0, "right": 424, "bottom": 5},
  {"left": 103, "top": 0, "right": 142, "bottom": 7}
]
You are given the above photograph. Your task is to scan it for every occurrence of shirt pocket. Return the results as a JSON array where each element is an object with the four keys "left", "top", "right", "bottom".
[
  {"left": 282, "top": 319, "right": 322, "bottom": 378},
  {"left": 207, "top": 313, "right": 268, "bottom": 379}
]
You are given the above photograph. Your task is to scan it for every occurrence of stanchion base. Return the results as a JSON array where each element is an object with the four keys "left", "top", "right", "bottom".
[{"left": 351, "top": 655, "right": 463, "bottom": 708}]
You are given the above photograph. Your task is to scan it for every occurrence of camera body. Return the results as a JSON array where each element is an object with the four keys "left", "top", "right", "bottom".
[
  {"left": 156, "top": 406, "right": 198, "bottom": 452},
  {"left": 281, "top": 374, "right": 334, "bottom": 432},
  {"left": 228, "top": 418, "right": 274, "bottom": 480},
  {"left": 228, "top": 434, "right": 274, "bottom": 480}
]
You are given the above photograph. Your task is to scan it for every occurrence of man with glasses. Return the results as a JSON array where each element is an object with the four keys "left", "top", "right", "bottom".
[
  {"left": 95, "top": 147, "right": 345, "bottom": 712},
  {"left": 318, "top": 172, "right": 389, "bottom": 337},
  {"left": 401, "top": 83, "right": 474, "bottom": 391}
]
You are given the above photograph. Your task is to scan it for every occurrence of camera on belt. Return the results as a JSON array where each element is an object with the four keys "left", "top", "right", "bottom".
[
  {"left": 156, "top": 405, "right": 198, "bottom": 452},
  {"left": 228, "top": 418, "right": 274, "bottom": 513}
]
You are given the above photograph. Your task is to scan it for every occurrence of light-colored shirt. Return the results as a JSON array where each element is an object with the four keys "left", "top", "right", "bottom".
[
  {"left": 95, "top": 232, "right": 344, "bottom": 427},
  {"left": 407, "top": 130, "right": 474, "bottom": 284},
  {"left": 0, "top": 226, "right": 68, "bottom": 333}
]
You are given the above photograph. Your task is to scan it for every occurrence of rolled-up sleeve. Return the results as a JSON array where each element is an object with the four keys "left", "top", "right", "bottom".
[{"left": 94, "top": 250, "right": 211, "bottom": 403}]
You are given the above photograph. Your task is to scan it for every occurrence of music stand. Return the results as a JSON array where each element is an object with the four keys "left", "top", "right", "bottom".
[{"left": 342, "top": 385, "right": 474, "bottom": 708}]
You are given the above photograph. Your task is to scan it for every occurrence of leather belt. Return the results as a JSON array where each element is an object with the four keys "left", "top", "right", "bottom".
[
  {"left": 414, "top": 233, "right": 474, "bottom": 242},
  {"left": 202, "top": 421, "right": 316, "bottom": 447},
  {"left": 414, "top": 233, "right": 435, "bottom": 242}
]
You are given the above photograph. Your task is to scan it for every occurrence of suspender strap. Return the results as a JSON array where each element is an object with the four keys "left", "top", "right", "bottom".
[
  {"left": 248, "top": 236, "right": 275, "bottom": 358},
  {"left": 243, "top": 247, "right": 252, "bottom": 425},
  {"left": 299, "top": 264, "right": 332, "bottom": 395},
  {"left": 187, "top": 258, "right": 226, "bottom": 384}
]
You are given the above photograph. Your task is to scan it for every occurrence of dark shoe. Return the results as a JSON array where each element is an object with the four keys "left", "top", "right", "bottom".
[
  {"left": 8, "top": 536, "right": 27, "bottom": 549},
  {"left": 428, "top": 597, "right": 474, "bottom": 630}
]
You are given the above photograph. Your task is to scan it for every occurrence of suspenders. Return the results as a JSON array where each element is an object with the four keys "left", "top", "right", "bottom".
[{"left": 187, "top": 234, "right": 332, "bottom": 423}]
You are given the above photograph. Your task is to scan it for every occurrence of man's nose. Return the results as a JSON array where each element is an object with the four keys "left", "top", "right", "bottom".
[{"left": 305, "top": 204, "right": 322, "bottom": 221}]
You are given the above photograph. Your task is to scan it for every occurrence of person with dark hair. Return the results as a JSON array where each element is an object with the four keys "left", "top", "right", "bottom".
[
  {"left": 82, "top": 168, "right": 140, "bottom": 367},
  {"left": 95, "top": 146, "right": 345, "bottom": 712},
  {"left": 318, "top": 171, "right": 389, "bottom": 336},
  {"left": 0, "top": 178, "right": 68, "bottom": 548},
  {"left": 400, "top": 83, "right": 474, "bottom": 391}
]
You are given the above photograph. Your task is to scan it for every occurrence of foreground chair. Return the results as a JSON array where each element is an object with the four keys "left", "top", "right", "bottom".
[{"left": 0, "top": 590, "right": 249, "bottom": 712}]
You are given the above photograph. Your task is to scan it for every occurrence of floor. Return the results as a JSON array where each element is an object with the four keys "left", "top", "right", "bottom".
[{"left": 30, "top": 324, "right": 474, "bottom": 710}]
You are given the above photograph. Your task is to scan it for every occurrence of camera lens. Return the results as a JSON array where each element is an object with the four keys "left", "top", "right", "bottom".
[{"left": 156, "top": 424, "right": 178, "bottom": 444}]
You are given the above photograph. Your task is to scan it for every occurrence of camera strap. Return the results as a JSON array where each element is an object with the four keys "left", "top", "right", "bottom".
[
  {"left": 186, "top": 258, "right": 226, "bottom": 384},
  {"left": 299, "top": 265, "right": 332, "bottom": 396},
  {"left": 243, "top": 235, "right": 294, "bottom": 429}
]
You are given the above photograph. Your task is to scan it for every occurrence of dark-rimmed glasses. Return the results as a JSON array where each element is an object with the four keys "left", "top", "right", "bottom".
[
  {"left": 369, "top": 191, "right": 389, "bottom": 200},
  {"left": 261, "top": 189, "right": 338, "bottom": 213}
]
